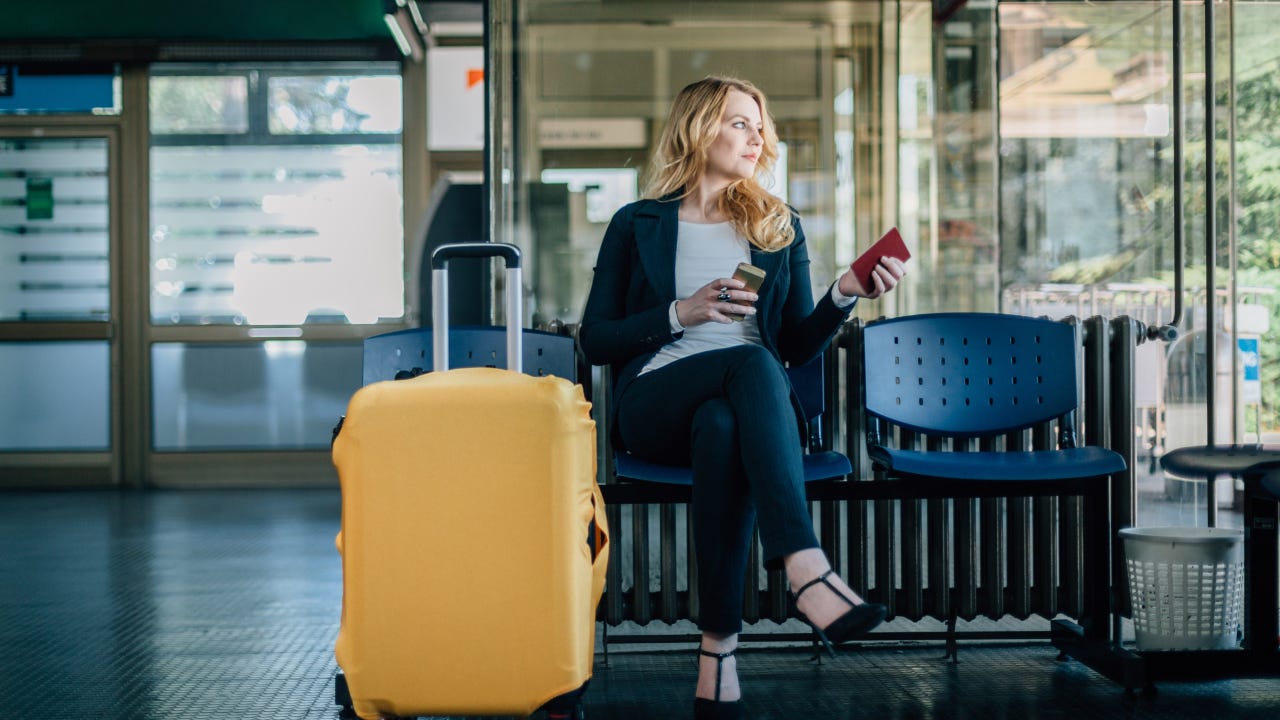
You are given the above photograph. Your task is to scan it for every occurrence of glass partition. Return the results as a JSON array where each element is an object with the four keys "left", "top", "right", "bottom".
[
  {"left": 151, "top": 341, "right": 361, "bottom": 451},
  {"left": 1231, "top": 2, "right": 1280, "bottom": 448},
  {"left": 993, "top": 0, "right": 1280, "bottom": 525},
  {"left": 0, "top": 137, "right": 110, "bottom": 321},
  {"left": 490, "top": 0, "right": 1274, "bottom": 527},
  {"left": 0, "top": 341, "right": 109, "bottom": 451},
  {"left": 148, "top": 65, "right": 404, "bottom": 326}
]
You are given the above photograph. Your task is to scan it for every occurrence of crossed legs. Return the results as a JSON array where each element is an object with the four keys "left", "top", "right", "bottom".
[{"left": 617, "top": 346, "right": 876, "bottom": 704}]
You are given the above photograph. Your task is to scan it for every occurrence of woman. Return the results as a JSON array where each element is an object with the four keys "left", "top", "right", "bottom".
[{"left": 579, "top": 76, "right": 906, "bottom": 719}]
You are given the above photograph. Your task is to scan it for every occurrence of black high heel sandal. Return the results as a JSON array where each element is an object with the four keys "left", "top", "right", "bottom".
[
  {"left": 693, "top": 647, "right": 742, "bottom": 720},
  {"left": 790, "top": 569, "right": 887, "bottom": 657}
]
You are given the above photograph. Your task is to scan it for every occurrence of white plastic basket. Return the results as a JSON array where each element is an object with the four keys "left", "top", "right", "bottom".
[{"left": 1120, "top": 526, "right": 1244, "bottom": 651}]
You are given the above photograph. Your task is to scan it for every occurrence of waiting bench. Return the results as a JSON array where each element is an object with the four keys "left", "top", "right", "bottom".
[{"left": 582, "top": 313, "right": 1137, "bottom": 660}]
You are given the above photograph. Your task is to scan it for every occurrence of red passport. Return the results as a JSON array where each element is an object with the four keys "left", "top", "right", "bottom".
[{"left": 852, "top": 227, "right": 911, "bottom": 289}]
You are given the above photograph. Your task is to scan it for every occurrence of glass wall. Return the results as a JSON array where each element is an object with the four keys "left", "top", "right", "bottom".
[
  {"left": 493, "top": 0, "right": 1278, "bottom": 526},
  {"left": 0, "top": 341, "right": 109, "bottom": 451},
  {"left": 498, "top": 1, "right": 895, "bottom": 327},
  {"left": 0, "top": 134, "right": 114, "bottom": 462},
  {"left": 149, "top": 65, "right": 404, "bottom": 326},
  {"left": 0, "top": 137, "right": 109, "bottom": 321},
  {"left": 993, "top": 0, "right": 1279, "bottom": 524},
  {"left": 151, "top": 341, "right": 360, "bottom": 451},
  {"left": 146, "top": 64, "right": 402, "bottom": 454}
]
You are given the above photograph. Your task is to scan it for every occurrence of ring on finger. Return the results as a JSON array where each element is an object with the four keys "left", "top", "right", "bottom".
[{"left": 717, "top": 290, "right": 732, "bottom": 303}]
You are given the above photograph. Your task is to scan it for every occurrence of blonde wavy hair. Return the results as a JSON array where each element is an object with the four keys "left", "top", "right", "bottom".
[{"left": 643, "top": 76, "right": 795, "bottom": 252}]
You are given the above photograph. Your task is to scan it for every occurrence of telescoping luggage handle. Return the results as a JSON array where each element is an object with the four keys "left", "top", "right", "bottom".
[{"left": 430, "top": 242, "right": 522, "bottom": 373}]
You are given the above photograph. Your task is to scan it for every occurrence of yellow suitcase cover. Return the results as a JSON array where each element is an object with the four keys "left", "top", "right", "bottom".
[{"left": 333, "top": 366, "right": 608, "bottom": 719}]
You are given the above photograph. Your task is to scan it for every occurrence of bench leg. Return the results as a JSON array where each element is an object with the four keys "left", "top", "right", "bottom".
[{"left": 1082, "top": 479, "right": 1112, "bottom": 642}]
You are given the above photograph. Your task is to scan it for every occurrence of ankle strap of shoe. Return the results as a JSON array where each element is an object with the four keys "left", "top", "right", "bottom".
[
  {"left": 698, "top": 647, "right": 736, "bottom": 702},
  {"left": 792, "top": 569, "right": 835, "bottom": 601}
]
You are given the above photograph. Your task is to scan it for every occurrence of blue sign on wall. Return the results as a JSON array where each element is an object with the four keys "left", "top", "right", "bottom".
[
  {"left": 0, "top": 65, "right": 116, "bottom": 114},
  {"left": 1240, "top": 336, "right": 1261, "bottom": 403}
]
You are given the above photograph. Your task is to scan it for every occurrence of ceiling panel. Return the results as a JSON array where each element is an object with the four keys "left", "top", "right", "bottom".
[{"left": 0, "top": 0, "right": 390, "bottom": 42}]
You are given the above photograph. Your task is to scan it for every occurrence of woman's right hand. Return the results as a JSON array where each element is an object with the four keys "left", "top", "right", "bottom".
[{"left": 675, "top": 277, "right": 758, "bottom": 327}]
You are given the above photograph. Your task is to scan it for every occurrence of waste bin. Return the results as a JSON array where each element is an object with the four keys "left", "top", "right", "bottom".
[{"left": 1120, "top": 526, "right": 1244, "bottom": 651}]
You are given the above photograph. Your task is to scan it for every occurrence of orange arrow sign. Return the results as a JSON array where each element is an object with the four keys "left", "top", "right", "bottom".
[{"left": 467, "top": 68, "right": 484, "bottom": 89}]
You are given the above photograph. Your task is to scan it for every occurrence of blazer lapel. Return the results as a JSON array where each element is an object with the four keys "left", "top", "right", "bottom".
[
  {"left": 749, "top": 246, "right": 785, "bottom": 301},
  {"left": 634, "top": 199, "right": 680, "bottom": 301}
]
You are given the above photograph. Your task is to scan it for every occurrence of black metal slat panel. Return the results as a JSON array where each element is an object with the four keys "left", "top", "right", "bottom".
[
  {"left": 1082, "top": 317, "right": 1109, "bottom": 449},
  {"left": 921, "top": 434, "right": 949, "bottom": 620},
  {"left": 632, "top": 504, "right": 651, "bottom": 625},
  {"left": 875, "top": 498, "right": 896, "bottom": 615},
  {"left": 1109, "top": 317, "right": 1139, "bottom": 618},
  {"left": 660, "top": 504, "right": 677, "bottom": 623},
  {"left": 1008, "top": 496, "right": 1032, "bottom": 618},
  {"left": 820, "top": 499, "right": 840, "bottom": 579},
  {"left": 1059, "top": 318, "right": 1094, "bottom": 620},
  {"left": 902, "top": 497, "right": 924, "bottom": 618},
  {"left": 927, "top": 496, "right": 951, "bottom": 619},
  {"left": 687, "top": 506, "right": 699, "bottom": 623},
  {"left": 1006, "top": 429, "right": 1031, "bottom": 618},
  {"left": 1034, "top": 495, "right": 1059, "bottom": 618},
  {"left": 846, "top": 496, "right": 872, "bottom": 603},
  {"left": 605, "top": 504, "right": 624, "bottom": 624},
  {"left": 1059, "top": 495, "right": 1085, "bottom": 618},
  {"left": 873, "top": 494, "right": 896, "bottom": 613},
  {"left": 767, "top": 568, "right": 788, "bottom": 623},
  {"left": 956, "top": 496, "right": 979, "bottom": 619},
  {"left": 976, "top": 435, "right": 1002, "bottom": 619},
  {"left": 981, "top": 496, "right": 1005, "bottom": 619}
]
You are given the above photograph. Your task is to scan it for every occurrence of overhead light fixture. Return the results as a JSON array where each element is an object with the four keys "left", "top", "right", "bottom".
[
  {"left": 406, "top": 0, "right": 428, "bottom": 35},
  {"left": 383, "top": 0, "right": 425, "bottom": 61}
]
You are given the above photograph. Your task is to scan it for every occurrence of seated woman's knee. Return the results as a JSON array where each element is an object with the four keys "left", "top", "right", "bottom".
[
  {"left": 723, "top": 344, "right": 787, "bottom": 386},
  {"left": 693, "top": 399, "right": 737, "bottom": 440}
]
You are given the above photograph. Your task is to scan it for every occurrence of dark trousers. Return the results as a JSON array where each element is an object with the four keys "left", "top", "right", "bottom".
[{"left": 615, "top": 344, "right": 820, "bottom": 634}]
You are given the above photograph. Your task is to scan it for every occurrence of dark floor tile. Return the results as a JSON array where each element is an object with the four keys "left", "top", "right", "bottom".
[{"left": 0, "top": 489, "right": 1276, "bottom": 720}]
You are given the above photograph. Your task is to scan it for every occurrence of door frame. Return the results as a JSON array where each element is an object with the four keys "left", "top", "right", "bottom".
[{"left": 0, "top": 118, "right": 126, "bottom": 487}]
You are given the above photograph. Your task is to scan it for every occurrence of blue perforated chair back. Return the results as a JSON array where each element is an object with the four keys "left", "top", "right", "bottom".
[
  {"left": 361, "top": 326, "right": 576, "bottom": 385},
  {"left": 862, "top": 313, "right": 1078, "bottom": 437}
]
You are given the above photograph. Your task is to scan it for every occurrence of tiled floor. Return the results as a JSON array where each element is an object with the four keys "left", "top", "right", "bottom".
[{"left": 2, "top": 487, "right": 1276, "bottom": 720}]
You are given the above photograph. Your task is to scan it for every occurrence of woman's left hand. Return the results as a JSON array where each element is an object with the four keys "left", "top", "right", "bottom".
[{"left": 836, "top": 256, "right": 908, "bottom": 299}]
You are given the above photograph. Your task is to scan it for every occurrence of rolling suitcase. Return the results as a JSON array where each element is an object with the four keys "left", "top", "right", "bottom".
[{"left": 333, "top": 243, "right": 609, "bottom": 719}]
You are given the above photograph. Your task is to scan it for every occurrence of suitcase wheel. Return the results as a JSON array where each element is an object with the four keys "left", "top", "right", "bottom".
[
  {"left": 545, "top": 706, "right": 584, "bottom": 720},
  {"left": 334, "top": 671, "right": 355, "bottom": 716}
]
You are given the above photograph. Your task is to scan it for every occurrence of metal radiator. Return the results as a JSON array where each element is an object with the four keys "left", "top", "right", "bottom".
[{"left": 597, "top": 316, "right": 1141, "bottom": 631}]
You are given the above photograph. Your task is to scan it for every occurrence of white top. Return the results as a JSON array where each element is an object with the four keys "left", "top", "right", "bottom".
[
  {"left": 638, "top": 220, "right": 859, "bottom": 376},
  {"left": 640, "top": 221, "right": 763, "bottom": 375}
]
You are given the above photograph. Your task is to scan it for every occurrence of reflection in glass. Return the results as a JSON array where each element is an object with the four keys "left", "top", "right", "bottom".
[
  {"left": 998, "top": 2, "right": 1174, "bottom": 300},
  {"left": 149, "top": 144, "right": 403, "bottom": 325},
  {"left": 151, "top": 341, "right": 361, "bottom": 451},
  {"left": 268, "top": 76, "right": 403, "bottom": 134},
  {"left": 148, "top": 68, "right": 404, "bottom": 325},
  {"left": 0, "top": 341, "right": 109, "bottom": 451},
  {"left": 0, "top": 138, "right": 110, "bottom": 321},
  {"left": 516, "top": 13, "right": 835, "bottom": 324},
  {"left": 149, "top": 76, "right": 249, "bottom": 134}
]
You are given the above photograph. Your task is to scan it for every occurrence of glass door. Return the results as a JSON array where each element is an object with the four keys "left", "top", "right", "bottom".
[{"left": 0, "top": 128, "right": 120, "bottom": 486}]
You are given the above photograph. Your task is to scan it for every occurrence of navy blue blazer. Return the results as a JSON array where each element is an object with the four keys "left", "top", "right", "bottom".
[{"left": 579, "top": 196, "right": 853, "bottom": 445}]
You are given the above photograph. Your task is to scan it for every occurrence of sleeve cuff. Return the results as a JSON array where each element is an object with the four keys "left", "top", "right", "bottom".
[
  {"left": 830, "top": 282, "right": 859, "bottom": 310},
  {"left": 668, "top": 300, "right": 686, "bottom": 333}
]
